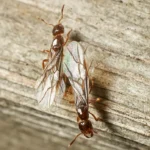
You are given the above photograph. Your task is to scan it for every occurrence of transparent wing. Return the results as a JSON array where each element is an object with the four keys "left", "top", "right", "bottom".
[
  {"left": 63, "top": 41, "right": 89, "bottom": 106},
  {"left": 36, "top": 48, "right": 65, "bottom": 108},
  {"left": 56, "top": 77, "right": 66, "bottom": 103}
]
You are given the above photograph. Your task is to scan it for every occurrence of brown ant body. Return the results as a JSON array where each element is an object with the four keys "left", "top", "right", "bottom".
[
  {"left": 63, "top": 41, "right": 101, "bottom": 147},
  {"left": 37, "top": 6, "right": 101, "bottom": 147},
  {"left": 39, "top": 5, "right": 71, "bottom": 69}
]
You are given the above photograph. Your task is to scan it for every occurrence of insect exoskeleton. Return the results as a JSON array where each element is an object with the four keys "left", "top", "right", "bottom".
[
  {"left": 36, "top": 4, "right": 100, "bottom": 147},
  {"left": 36, "top": 5, "right": 71, "bottom": 107},
  {"left": 63, "top": 41, "right": 101, "bottom": 147}
]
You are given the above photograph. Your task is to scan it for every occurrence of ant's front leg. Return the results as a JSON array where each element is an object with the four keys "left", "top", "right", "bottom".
[{"left": 63, "top": 29, "right": 72, "bottom": 46}]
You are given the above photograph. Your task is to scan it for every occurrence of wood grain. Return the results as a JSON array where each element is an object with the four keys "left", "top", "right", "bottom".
[{"left": 0, "top": 0, "right": 150, "bottom": 149}]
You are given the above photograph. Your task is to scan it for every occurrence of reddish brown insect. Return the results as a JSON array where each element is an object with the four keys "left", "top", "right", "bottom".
[
  {"left": 36, "top": 5, "right": 100, "bottom": 147},
  {"left": 63, "top": 41, "right": 101, "bottom": 147},
  {"left": 36, "top": 5, "right": 72, "bottom": 107}
]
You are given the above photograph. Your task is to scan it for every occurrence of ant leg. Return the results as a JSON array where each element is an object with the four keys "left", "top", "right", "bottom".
[
  {"left": 88, "top": 97, "right": 101, "bottom": 104},
  {"left": 89, "top": 111, "right": 101, "bottom": 121},
  {"left": 63, "top": 29, "right": 72, "bottom": 46},
  {"left": 42, "top": 59, "right": 49, "bottom": 69},
  {"left": 68, "top": 132, "right": 82, "bottom": 147},
  {"left": 41, "top": 50, "right": 50, "bottom": 54},
  {"left": 41, "top": 49, "right": 52, "bottom": 58}
]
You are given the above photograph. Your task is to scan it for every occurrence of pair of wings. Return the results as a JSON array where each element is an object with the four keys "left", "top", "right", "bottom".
[
  {"left": 63, "top": 41, "right": 90, "bottom": 107},
  {"left": 36, "top": 41, "right": 90, "bottom": 108}
]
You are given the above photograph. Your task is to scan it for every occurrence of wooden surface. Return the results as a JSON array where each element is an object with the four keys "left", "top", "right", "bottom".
[{"left": 0, "top": 0, "right": 150, "bottom": 149}]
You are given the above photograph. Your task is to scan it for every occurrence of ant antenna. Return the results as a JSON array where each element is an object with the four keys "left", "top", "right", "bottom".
[
  {"left": 58, "top": 5, "right": 65, "bottom": 24},
  {"left": 38, "top": 18, "right": 54, "bottom": 27},
  {"left": 68, "top": 132, "right": 82, "bottom": 148}
]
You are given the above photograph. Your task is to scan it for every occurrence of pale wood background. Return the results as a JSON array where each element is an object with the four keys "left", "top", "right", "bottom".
[{"left": 0, "top": 0, "right": 150, "bottom": 150}]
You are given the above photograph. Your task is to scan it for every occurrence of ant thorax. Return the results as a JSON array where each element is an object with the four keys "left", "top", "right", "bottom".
[
  {"left": 77, "top": 101, "right": 89, "bottom": 120},
  {"left": 52, "top": 35, "right": 64, "bottom": 51}
]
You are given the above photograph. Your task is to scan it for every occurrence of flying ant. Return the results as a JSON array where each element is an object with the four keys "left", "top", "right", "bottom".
[
  {"left": 63, "top": 41, "right": 101, "bottom": 147},
  {"left": 36, "top": 5, "right": 71, "bottom": 107}
]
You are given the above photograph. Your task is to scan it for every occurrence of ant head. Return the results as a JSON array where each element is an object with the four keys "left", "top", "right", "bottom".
[
  {"left": 52, "top": 24, "right": 64, "bottom": 36},
  {"left": 39, "top": 5, "right": 65, "bottom": 36},
  {"left": 69, "top": 119, "right": 97, "bottom": 147},
  {"left": 78, "top": 120, "right": 93, "bottom": 138}
]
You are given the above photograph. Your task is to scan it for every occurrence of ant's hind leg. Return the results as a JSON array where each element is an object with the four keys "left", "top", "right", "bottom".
[{"left": 88, "top": 97, "right": 101, "bottom": 104}]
